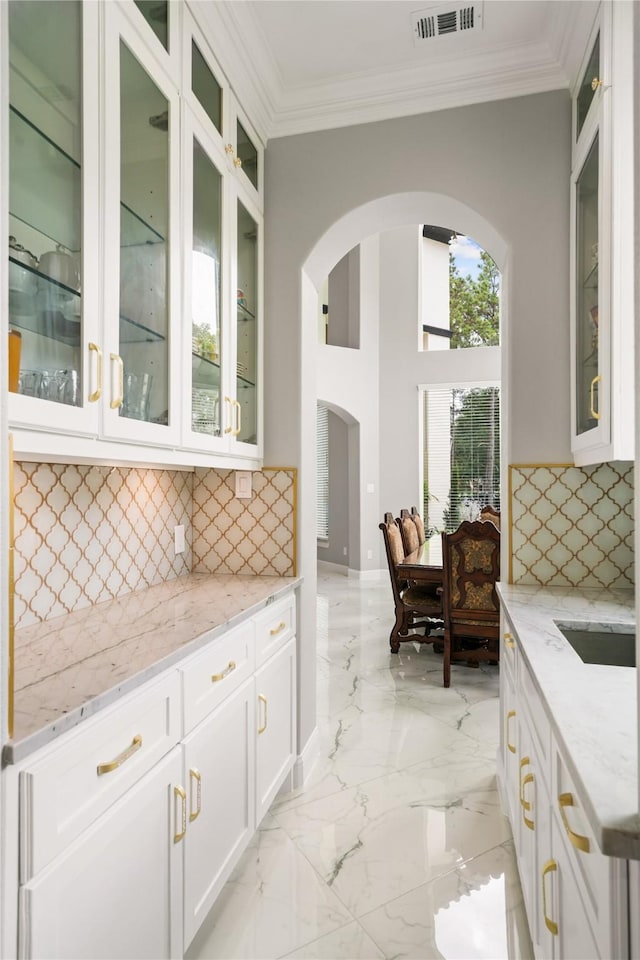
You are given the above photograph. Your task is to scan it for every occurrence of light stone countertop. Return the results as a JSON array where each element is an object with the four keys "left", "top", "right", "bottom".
[
  {"left": 497, "top": 582, "right": 639, "bottom": 860},
  {"left": 5, "top": 573, "right": 301, "bottom": 765}
]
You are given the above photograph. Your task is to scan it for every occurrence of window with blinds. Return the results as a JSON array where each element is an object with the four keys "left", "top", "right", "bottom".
[
  {"left": 422, "top": 386, "right": 500, "bottom": 559},
  {"left": 317, "top": 403, "right": 329, "bottom": 540}
]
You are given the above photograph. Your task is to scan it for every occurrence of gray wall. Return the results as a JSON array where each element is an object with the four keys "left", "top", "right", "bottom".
[{"left": 264, "top": 89, "right": 572, "bottom": 758}]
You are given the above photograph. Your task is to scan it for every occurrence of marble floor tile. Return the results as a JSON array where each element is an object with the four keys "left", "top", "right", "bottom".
[
  {"left": 185, "top": 817, "right": 354, "bottom": 960},
  {"left": 189, "top": 569, "right": 532, "bottom": 960},
  {"left": 358, "top": 840, "right": 534, "bottom": 960}
]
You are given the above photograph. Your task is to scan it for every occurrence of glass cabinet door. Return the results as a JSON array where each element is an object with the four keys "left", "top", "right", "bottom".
[
  {"left": 116, "top": 40, "right": 171, "bottom": 428},
  {"left": 8, "top": 0, "right": 85, "bottom": 411},
  {"left": 190, "top": 137, "right": 224, "bottom": 441},
  {"left": 235, "top": 199, "right": 259, "bottom": 447},
  {"left": 575, "top": 134, "right": 600, "bottom": 437}
]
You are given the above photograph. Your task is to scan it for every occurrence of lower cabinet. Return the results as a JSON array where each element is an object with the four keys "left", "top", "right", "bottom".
[
  {"left": 13, "top": 590, "right": 298, "bottom": 960},
  {"left": 182, "top": 679, "right": 256, "bottom": 949},
  {"left": 498, "top": 615, "right": 628, "bottom": 960},
  {"left": 19, "top": 747, "right": 184, "bottom": 960}
]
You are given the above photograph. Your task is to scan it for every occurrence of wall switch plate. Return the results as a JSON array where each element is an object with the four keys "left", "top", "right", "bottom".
[
  {"left": 174, "top": 524, "right": 185, "bottom": 554},
  {"left": 235, "top": 471, "right": 253, "bottom": 499}
]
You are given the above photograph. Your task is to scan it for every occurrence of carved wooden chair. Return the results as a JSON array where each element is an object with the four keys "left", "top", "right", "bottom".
[
  {"left": 379, "top": 514, "right": 443, "bottom": 653},
  {"left": 397, "top": 508, "right": 421, "bottom": 556},
  {"left": 479, "top": 504, "right": 501, "bottom": 530},
  {"left": 440, "top": 519, "right": 500, "bottom": 687}
]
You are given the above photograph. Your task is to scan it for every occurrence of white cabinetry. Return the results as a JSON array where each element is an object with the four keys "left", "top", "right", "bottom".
[
  {"left": 570, "top": 1, "right": 634, "bottom": 465},
  {"left": 6, "top": 0, "right": 264, "bottom": 469},
  {"left": 497, "top": 616, "right": 628, "bottom": 959},
  {"left": 12, "top": 589, "right": 297, "bottom": 959}
]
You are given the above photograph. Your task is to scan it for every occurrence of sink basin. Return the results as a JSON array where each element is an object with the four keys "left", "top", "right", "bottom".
[{"left": 557, "top": 626, "right": 636, "bottom": 667}]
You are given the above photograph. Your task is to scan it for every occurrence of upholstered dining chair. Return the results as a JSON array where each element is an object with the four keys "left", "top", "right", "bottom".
[
  {"left": 379, "top": 514, "right": 443, "bottom": 653},
  {"left": 440, "top": 519, "right": 500, "bottom": 687},
  {"left": 397, "top": 508, "right": 421, "bottom": 556}
]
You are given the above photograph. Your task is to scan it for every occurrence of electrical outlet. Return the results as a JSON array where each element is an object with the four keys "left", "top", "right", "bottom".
[{"left": 174, "top": 524, "right": 185, "bottom": 554}]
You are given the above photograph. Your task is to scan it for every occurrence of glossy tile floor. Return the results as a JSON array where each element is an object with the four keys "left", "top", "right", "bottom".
[{"left": 187, "top": 568, "right": 534, "bottom": 960}]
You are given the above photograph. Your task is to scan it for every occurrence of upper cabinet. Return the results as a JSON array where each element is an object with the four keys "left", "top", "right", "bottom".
[
  {"left": 570, "top": 2, "right": 634, "bottom": 466},
  {"left": 6, "top": 0, "right": 264, "bottom": 468}
]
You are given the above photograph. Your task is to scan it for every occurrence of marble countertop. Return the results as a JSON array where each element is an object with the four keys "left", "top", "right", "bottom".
[
  {"left": 6, "top": 573, "right": 301, "bottom": 765},
  {"left": 497, "top": 582, "right": 639, "bottom": 860}
]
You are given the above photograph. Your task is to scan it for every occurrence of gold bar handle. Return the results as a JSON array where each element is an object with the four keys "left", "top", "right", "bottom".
[
  {"left": 590, "top": 374, "right": 602, "bottom": 421},
  {"left": 189, "top": 768, "right": 202, "bottom": 823},
  {"left": 110, "top": 353, "right": 124, "bottom": 409},
  {"left": 504, "top": 632, "right": 515, "bottom": 649},
  {"left": 542, "top": 859, "right": 558, "bottom": 935},
  {"left": 558, "top": 792, "right": 590, "bottom": 853},
  {"left": 270, "top": 621, "right": 287, "bottom": 637},
  {"left": 211, "top": 660, "right": 236, "bottom": 683},
  {"left": 224, "top": 396, "right": 233, "bottom": 434},
  {"left": 88, "top": 342, "right": 102, "bottom": 402},
  {"left": 522, "top": 774, "right": 535, "bottom": 830},
  {"left": 97, "top": 734, "right": 142, "bottom": 776},
  {"left": 258, "top": 694, "right": 267, "bottom": 734},
  {"left": 506, "top": 710, "right": 516, "bottom": 754},
  {"left": 174, "top": 785, "right": 187, "bottom": 843},
  {"left": 519, "top": 756, "right": 531, "bottom": 808}
]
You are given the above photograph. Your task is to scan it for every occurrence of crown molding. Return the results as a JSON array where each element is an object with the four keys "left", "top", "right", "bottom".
[{"left": 198, "top": 1, "right": 598, "bottom": 144}]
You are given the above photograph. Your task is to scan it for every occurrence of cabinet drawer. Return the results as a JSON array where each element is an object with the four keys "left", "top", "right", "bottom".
[
  {"left": 553, "top": 746, "right": 628, "bottom": 955},
  {"left": 20, "top": 671, "right": 181, "bottom": 882},
  {"left": 518, "top": 658, "right": 550, "bottom": 764},
  {"left": 181, "top": 621, "right": 255, "bottom": 734},
  {"left": 254, "top": 593, "right": 296, "bottom": 666}
]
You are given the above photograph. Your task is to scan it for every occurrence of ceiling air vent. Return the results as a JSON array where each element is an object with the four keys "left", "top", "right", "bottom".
[{"left": 411, "top": 3, "right": 483, "bottom": 44}]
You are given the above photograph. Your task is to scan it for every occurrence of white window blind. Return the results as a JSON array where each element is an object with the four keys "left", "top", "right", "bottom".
[
  {"left": 317, "top": 404, "right": 329, "bottom": 540},
  {"left": 423, "top": 386, "right": 500, "bottom": 546}
]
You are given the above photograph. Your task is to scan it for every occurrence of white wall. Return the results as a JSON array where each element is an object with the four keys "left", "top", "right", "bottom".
[{"left": 264, "top": 89, "right": 571, "bottom": 764}]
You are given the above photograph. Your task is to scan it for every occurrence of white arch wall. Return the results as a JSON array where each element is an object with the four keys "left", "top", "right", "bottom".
[{"left": 264, "top": 90, "right": 571, "bottom": 770}]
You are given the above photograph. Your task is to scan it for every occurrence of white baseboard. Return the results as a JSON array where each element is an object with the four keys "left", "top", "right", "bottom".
[{"left": 292, "top": 725, "right": 319, "bottom": 790}]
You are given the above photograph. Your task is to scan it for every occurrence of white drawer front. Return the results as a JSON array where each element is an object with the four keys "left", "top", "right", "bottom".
[
  {"left": 20, "top": 671, "right": 181, "bottom": 882},
  {"left": 553, "top": 746, "right": 628, "bottom": 955},
  {"left": 519, "top": 657, "right": 550, "bottom": 764},
  {"left": 181, "top": 622, "right": 255, "bottom": 734},
  {"left": 254, "top": 593, "right": 296, "bottom": 666}
]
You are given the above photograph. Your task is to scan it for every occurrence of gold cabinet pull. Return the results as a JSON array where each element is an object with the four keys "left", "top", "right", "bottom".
[
  {"left": 110, "top": 353, "right": 124, "bottom": 409},
  {"left": 558, "top": 792, "right": 590, "bottom": 853},
  {"left": 174, "top": 785, "right": 187, "bottom": 843},
  {"left": 258, "top": 694, "right": 267, "bottom": 734},
  {"left": 88, "top": 342, "right": 102, "bottom": 402},
  {"left": 224, "top": 396, "right": 233, "bottom": 434},
  {"left": 522, "top": 774, "right": 535, "bottom": 830},
  {"left": 189, "top": 768, "right": 202, "bottom": 823},
  {"left": 211, "top": 660, "right": 236, "bottom": 683},
  {"left": 506, "top": 710, "right": 516, "bottom": 754},
  {"left": 519, "top": 756, "right": 531, "bottom": 808},
  {"left": 504, "top": 632, "right": 515, "bottom": 649},
  {"left": 96, "top": 734, "right": 142, "bottom": 776},
  {"left": 542, "top": 859, "right": 558, "bottom": 935},
  {"left": 270, "top": 621, "right": 287, "bottom": 637},
  {"left": 590, "top": 374, "right": 602, "bottom": 420}
]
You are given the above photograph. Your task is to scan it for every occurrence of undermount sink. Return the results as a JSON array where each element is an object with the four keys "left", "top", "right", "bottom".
[{"left": 556, "top": 625, "right": 636, "bottom": 667}]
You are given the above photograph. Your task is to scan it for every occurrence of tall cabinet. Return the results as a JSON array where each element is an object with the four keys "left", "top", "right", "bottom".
[
  {"left": 6, "top": 0, "right": 264, "bottom": 467},
  {"left": 570, "top": 1, "right": 634, "bottom": 465}
]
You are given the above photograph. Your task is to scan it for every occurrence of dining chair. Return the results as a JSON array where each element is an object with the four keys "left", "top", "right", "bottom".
[
  {"left": 397, "top": 508, "right": 420, "bottom": 556},
  {"left": 379, "top": 514, "right": 443, "bottom": 653},
  {"left": 440, "top": 519, "right": 500, "bottom": 687}
]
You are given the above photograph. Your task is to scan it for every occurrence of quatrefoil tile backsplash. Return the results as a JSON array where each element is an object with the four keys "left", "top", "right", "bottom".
[
  {"left": 13, "top": 463, "right": 297, "bottom": 629},
  {"left": 510, "top": 462, "right": 634, "bottom": 589}
]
